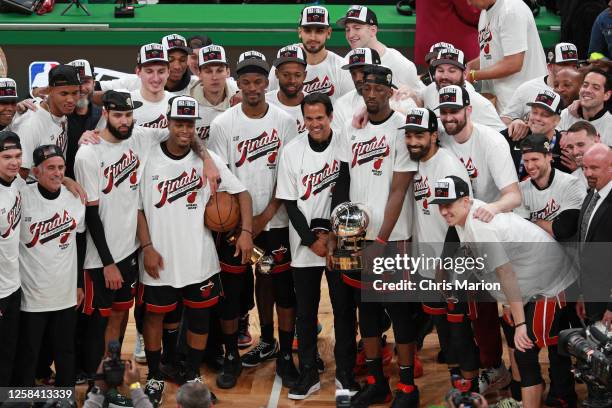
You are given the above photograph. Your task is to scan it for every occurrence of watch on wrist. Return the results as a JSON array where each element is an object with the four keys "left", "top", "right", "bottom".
[{"left": 129, "top": 382, "right": 142, "bottom": 390}]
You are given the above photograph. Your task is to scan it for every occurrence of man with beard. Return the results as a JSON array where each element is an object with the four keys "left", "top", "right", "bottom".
[
  {"left": 267, "top": 6, "right": 353, "bottom": 103},
  {"left": 553, "top": 68, "right": 583, "bottom": 108},
  {"left": 0, "top": 78, "right": 17, "bottom": 131},
  {"left": 421, "top": 48, "right": 504, "bottom": 131},
  {"left": 267, "top": 45, "right": 308, "bottom": 135},
  {"left": 208, "top": 52, "right": 298, "bottom": 389},
  {"left": 332, "top": 65, "right": 419, "bottom": 407},
  {"left": 563, "top": 120, "right": 601, "bottom": 190}
]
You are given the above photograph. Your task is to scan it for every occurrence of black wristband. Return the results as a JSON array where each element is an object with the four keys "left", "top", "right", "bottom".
[{"left": 514, "top": 321, "right": 526, "bottom": 328}]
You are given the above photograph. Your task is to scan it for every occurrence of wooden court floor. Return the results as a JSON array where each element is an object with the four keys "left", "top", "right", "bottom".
[{"left": 77, "top": 276, "right": 586, "bottom": 407}]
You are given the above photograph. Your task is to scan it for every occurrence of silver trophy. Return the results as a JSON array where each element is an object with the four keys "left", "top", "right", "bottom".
[{"left": 331, "top": 202, "right": 369, "bottom": 271}]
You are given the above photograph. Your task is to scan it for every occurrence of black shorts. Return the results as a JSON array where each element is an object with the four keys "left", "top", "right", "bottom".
[
  {"left": 83, "top": 251, "right": 138, "bottom": 317},
  {"left": 138, "top": 273, "right": 222, "bottom": 313},
  {"left": 422, "top": 299, "right": 478, "bottom": 323}
]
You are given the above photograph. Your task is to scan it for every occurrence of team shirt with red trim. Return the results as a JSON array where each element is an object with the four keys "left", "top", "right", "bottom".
[
  {"left": 189, "top": 79, "right": 239, "bottom": 144},
  {"left": 74, "top": 127, "right": 168, "bottom": 269},
  {"left": 439, "top": 123, "right": 518, "bottom": 204},
  {"left": 266, "top": 91, "right": 307, "bottom": 135},
  {"left": 139, "top": 148, "right": 245, "bottom": 287},
  {"left": 18, "top": 184, "right": 85, "bottom": 312},
  {"left": 337, "top": 112, "right": 417, "bottom": 241},
  {"left": 276, "top": 133, "right": 341, "bottom": 267},
  {"left": 208, "top": 103, "right": 298, "bottom": 230},
  {"left": 0, "top": 176, "right": 25, "bottom": 299}
]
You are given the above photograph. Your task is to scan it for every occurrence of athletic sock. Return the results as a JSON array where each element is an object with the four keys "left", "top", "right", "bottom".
[
  {"left": 261, "top": 324, "right": 274, "bottom": 344},
  {"left": 161, "top": 328, "right": 178, "bottom": 364},
  {"left": 366, "top": 357, "right": 385, "bottom": 384},
  {"left": 223, "top": 332, "right": 239, "bottom": 358},
  {"left": 145, "top": 349, "right": 162, "bottom": 379},
  {"left": 399, "top": 365, "right": 414, "bottom": 385},
  {"left": 278, "top": 329, "right": 293, "bottom": 355}
]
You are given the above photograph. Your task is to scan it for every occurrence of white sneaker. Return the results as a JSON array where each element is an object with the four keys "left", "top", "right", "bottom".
[
  {"left": 134, "top": 332, "right": 147, "bottom": 363},
  {"left": 479, "top": 364, "right": 511, "bottom": 395}
]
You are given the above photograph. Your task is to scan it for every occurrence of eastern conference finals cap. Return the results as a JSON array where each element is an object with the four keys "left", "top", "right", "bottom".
[
  {"left": 33, "top": 144, "right": 64, "bottom": 167},
  {"left": 199, "top": 45, "right": 229, "bottom": 67},
  {"left": 431, "top": 48, "right": 466, "bottom": 71},
  {"left": 337, "top": 5, "right": 378, "bottom": 27},
  {"left": 236, "top": 51, "right": 270, "bottom": 76},
  {"left": 0, "top": 78, "right": 18, "bottom": 101},
  {"left": 520, "top": 134, "right": 553, "bottom": 155},
  {"left": 0, "top": 130, "right": 20, "bottom": 152},
  {"left": 398, "top": 108, "right": 438, "bottom": 132},
  {"left": 167, "top": 96, "right": 199, "bottom": 120},
  {"left": 425, "top": 42, "right": 455, "bottom": 64},
  {"left": 102, "top": 90, "right": 143, "bottom": 111},
  {"left": 48, "top": 65, "right": 81, "bottom": 87},
  {"left": 363, "top": 64, "right": 396, "bottom": 89},
  {"left": 68, "top": 59, "right": 94, "bottom": 79},
  {"left": 273, "top": 45, "right": 307, "bottom": 68},
  {"left": 430, "top": 175, "right": 470, "bottom": 205},
  {"left": 342, "top": 48, "right": 381, "bottom": 70},
  {"left": 162, "top": 34, "right": 192, "bottom": 55},
  {"left": 548, "top": 42, "right": 578, "bottom": 65},
  {"left": 437, "top": 85, "right": 470, "bottom": 109},
  {"left": 299, "top": 6, "right": 329, "bottom": 27},
  {"left": 526, "top": 90, "right": 564, "bottom": 115},
  {"left": 137, "top": 43, "right": 169, "bottom": 65}
]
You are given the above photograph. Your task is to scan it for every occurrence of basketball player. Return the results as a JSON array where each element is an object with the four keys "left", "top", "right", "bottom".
[
  {"left": 0, "top": 78, "right": 18, "bottom": 131},
  {"left": 267, "top": 6, "right": 353, "bottom": 103},
  {"left": 208, "top": 51, "right": 298, "bottom": 389},
  {"left": 563, "top": 121, "right": 601, "bottom": 191},
  {"left": 13, "top": 144, "right": 85, "bottom": 389},
  {"left": 421, "top": 42, "right": 456, "bottom": 86},
  {"left": 331, "top": 65, "right": 419, "bottom": 407},
  {"left": 137, "top": 95, "right": 253, "bottom": 407}
]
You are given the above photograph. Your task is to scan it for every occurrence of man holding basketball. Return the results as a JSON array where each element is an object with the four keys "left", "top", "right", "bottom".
[{"left": 137, "top": 95, "right": 253, "bottom": 407}]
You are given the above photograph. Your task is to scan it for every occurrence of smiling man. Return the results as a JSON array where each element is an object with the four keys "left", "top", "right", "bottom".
[{"left": 0, "top": 78, "right": 17, "bottom": 132}]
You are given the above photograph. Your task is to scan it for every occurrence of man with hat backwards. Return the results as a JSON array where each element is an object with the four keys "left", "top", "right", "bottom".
[
  {"left": 437, "top": 84, "right": 520, "bottom": 394},
  {"left": 331, "top": 65, "right": 419, "bottom": 407},
  {"left": 337, "top": 5, "right": 424, "bottom": 93},
  {"left": 208, "top": 51, "right": 299, "bottom": 390},
  {"left": 430, "top": 175, "right": 576, "bottom": 407},
  {"left": 267, "top": 6, "right": 353, "bottom": 103},
  {"left": 0, "top": 78, "right": 18, "bottom": 131},
  {"left": 422, "top": 48, "right": 504, "bottom": 131},
  {"left": 0, "top": 131, "right": 25, "bottom": 387},
  {"left": 137, "top": 95, "right": 253, "bottom": 407},
  {"left": 12, "top": 144, "right": 85, "bottom": 390}
]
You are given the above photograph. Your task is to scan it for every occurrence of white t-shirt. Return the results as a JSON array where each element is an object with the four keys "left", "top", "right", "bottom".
[
  {"left": 501, "top": 75, "right": 551, "bottom": 120},
  {"left": 456, "top": 199, "right": 575, "bottom": 304},
  {"left": 558, "top": 109, "right": 612, "bottom": 146},
  {"left": 276, "top": 133, "right": 340, "bottom": 267},
  {"left": 266, "top": 91, "right": 307, "bottom": 135},
  {"left": 100, "top": 74, "right": 199, "bottom": 97},
  {"left": 440, "top": 123, "right": 518, "bottom": 204},
  {"left": 572, "top": 167, "right": 588, "bottom": 192},
  {"left": 478, "top": 0, "right": 547, "bottom": 112},
  {"left": 516, "top": 169, "right": 586, "bottom": 221},
  {"left": 74, "top": 127, "right": 168, "bottom": 269},
  {"left": 208, "top": 103, "right": 298, "bottom": 230},
  {"left": 0, "top": 177, "right": 25, "bottom": 299},
  {"left": 412, "top": 148, "right": 471, "bottom": 278},
  {"left": 332, "top": 90, "right": 364, "bottom": 134},
  {"left": 338, "top": 112, "right": 417, "bottom": 241},
  {"left": 139, "top": 148, "right": 244, "bottom": 287},
  {"left": 189, "top": 79, "right": 239, "bottom": 144},
  {"left": 268, "top": 50, "right": 353, "bottom": 103},
  {"left": 380, "top": 47, "right": 424, "bottom": 92},
  {"left": 422, "top": 82, "right": 505, "bottom": 131},
  {"left": 19, "top": 184, "right": 85, "bottom": 312},
  {"left": 12, "top": 107, "right": 67, "bottom": 170}
]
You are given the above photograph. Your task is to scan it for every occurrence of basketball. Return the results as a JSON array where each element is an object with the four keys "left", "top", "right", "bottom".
[{"left": 205, "top": 191, "right": 240, "bottom": 232}]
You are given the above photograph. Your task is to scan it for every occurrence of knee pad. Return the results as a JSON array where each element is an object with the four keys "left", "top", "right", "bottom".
[
  {"left": 185, "top": 307, "right": 210, "bottom": 335},
  {"left": 514, "top": 348, "right": 543, "bottom": 387},
  {"left": 448, "top": 319, "right": 479, "bottom": 372}
]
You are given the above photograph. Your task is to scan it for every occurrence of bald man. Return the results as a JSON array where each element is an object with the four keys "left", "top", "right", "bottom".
[{"left": 554, "top": 68, "right": 583, "bottom": 107}]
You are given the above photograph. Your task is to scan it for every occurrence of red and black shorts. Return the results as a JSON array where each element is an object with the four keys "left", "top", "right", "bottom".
[
  {"left": 83, "top": 251, "right": 138, "bottom": 317},
  {"left": 422, "top": 299, "right": 478, "bottom": 323},
  {"left": 138, "top": 273, "right": 222, "bottom": 313}
]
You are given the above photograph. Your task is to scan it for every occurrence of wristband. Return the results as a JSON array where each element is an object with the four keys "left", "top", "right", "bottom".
[
  {"left": 240, "top": 229, "right": 253, "bottom": 236},
  {"left": 514, "top": 321, "right": 526, "bottom": 328},
  {"left": 375, "top": 236, "right": 387, "bottom": 245},
  {"left": 129, "top": 382, "right": 141, "bottom": 390},
  {"left": 141, "top": 242, "right": 152, "bottom": 250}
]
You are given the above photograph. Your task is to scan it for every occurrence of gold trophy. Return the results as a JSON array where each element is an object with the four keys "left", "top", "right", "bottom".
[
  {"left": 331, "top": 202, "right": 369, "bottom": 271},
  {"left": 225, "top": 230, "right": 273, "bottom": 274}
]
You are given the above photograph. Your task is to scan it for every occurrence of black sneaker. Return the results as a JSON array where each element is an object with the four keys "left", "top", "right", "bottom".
[
  {"left": 216, "top": 354, "right": 242, "bottom": 389},
  {"left": 75, "top": 370, "right": 88, "bottom": 385},
  {"left": 351, "top": 376, "right": 391, "bottom": 407},
  {"left": 390, "top": 383, "right": 419, "bottom": 408},
  {"left": 144, "top": 378, "right": 165, "bottom": 408},
  {"left": 335, "top": 371, "right": 361, "bottom": 397},
  {"left": 315, "top": 351, "right": 325, "bottom": 373},
  {"left": 159, "top": 361, "right": 184, "bottom": 384},
  {"left": 241, "top": 339, "right": 278, "bottom": 367},
  {"left": 276, "top": 353, "right": 299, "bottom": 388},
  {"left": 288, "top": 367, "right": 320, "bottom": 400}
]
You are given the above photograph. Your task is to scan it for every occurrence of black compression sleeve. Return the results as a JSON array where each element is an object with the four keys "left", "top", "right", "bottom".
[
  {"left": 551, "top": 209, "right": 580, "bottom": 240},
  {"left": 76, "top": 232, "right": 86, "bottom": 288},
  {"left": 331, "top": 161, "right": 350, "bottom": 212},
  {"left": 285, "top": 200, "right": 317, "bottom": 247},
  {"left": 85, "top": 205, "right": 115, "bottom": 266}
]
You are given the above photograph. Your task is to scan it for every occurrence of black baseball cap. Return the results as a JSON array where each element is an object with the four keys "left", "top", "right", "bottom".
[
  {"left": 430, "top": 175, "right": 470, "bottom": 205},
  {"left": 0, "top": 131, "right": 21, "bottom": 152},
  {"left": 337, "top": 5, "right": 378, "bottom": 27},
  {"left": 431, "top": 48, "right": 466, "bottom": 71},
  {"left": 436, "top": 85, "right": 470, "bottom": 110},
  {"left": 398, "top": 108, "right": 438, "bottom": 132},
  {"left": 48, "top": 65, "right": 81, "bottom": 87},
  {"left": 520, "top": 134, "right": 553, "bottom": 155},
  {"left": 102, "top": 90, "right": 143, "bottom": 111},
  {"left": 342, "top": 48, "right": 381, "bottom": 70},
  {"left": 425, "top": 42, "right": 455, "bottom": 64},
  {"left": 33, "top": 144, "right": 64, "bottom": 167},
  {"left": 273, "top": 45, "right": 307, "bottom": 68},
  {"left": 363, "top": 65, "right": 396, "bottom": 89},
  {"left": 236, "top": 51, "right": 270, "bottom": 76},
  {"left": 0, "top": 78, "right": 18, "bottom": 102}
]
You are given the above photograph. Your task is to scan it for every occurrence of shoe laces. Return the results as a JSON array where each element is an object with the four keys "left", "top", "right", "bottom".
[
  {"left": 186, "top": 376, "right": 203, "bottom": 384},
  {"left": 250, "top": 340, "right": 272, "bottom": 353},
  {"left": 146, "top": 378, "right": 164, "bottom": 391}
]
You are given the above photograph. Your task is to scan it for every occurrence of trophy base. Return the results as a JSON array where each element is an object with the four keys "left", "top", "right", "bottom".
[{"left": 332, "top": 249, "right": 363, "bottom": 272}]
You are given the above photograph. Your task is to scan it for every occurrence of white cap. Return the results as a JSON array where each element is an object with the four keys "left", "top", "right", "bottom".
[
  {"left": 198, "top": 45, "right": 228, "bottom": 67},
  {"left": 167, "top": 95, "right": 199, "bottom": 120},
  {"left": 161, "top": 34, "right": 191, "bottom": 54},
  {"left": 68, "top": 59, "right": 94, "bottom": 78},
  {"left": 137, "top": 43, "right": 169, "bottom": 65},
  {"left": 299, "top": 6, "right": 330, "bottom": 27}
]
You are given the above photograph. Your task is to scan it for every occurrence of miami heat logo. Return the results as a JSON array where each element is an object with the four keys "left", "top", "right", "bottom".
[
  {"left": 1, "top": 195, "right": 21, "bottom": 239},
  {"left": 272, "top": 246, "right": 288, "bottom": 264},
  {"left": 200, "top": 281, "right": 215, "bottom": 298},
  {"left": 26, "top": 210, "right": 76, "bottom": 248},
  {"left": 197, "top": 126, "right": 210, "bottom": 142},
  {"left": 296, "top": 119, "right": 307, "bottom": 134},
  {"left": 235, "top": 129, "right": 281, "bottom": 168},
  {"left": 140, "top": 114, "right": 168, "bottom": 129},
  {"left": 460, "top": 157, "right": 478, "bottom": 179},
  {"left": 102, "top": 149, "right": 140, "bottom": 194},
  {"left": 300, "top": 160, "right": 340, "bottom": 201},
  {"left": 478, "top": 24, "right": 492, "bottom": 57},
  {"left": 155, "top": 168, "right": 203, "bottom": 208},
  {"left": 530, "top": 198, "right": 560, "bottom": 221},
  {"left": 303, "top": 76, "right": 335, "bottom": 96},
  {"left": 351, "top": 136, "right": 390, "bottom": 170},
  {"left": 413, "top": 175, "right": 431, "bottom": 209}
]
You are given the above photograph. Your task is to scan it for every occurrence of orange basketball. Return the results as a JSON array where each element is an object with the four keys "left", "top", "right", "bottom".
[{"left": 205, "top": 191, "right": 240, "bottom": 232}]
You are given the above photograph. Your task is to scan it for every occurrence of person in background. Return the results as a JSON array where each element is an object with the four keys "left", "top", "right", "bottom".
[
  {"left": 553, "top": 68, "right": 584, "bottom": 108},
  {"left": 588, "top": 1, "right": 612, "bottom": 59},
  {"left": 187, "top": 35, "right": 213, "bottom": 76}
]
